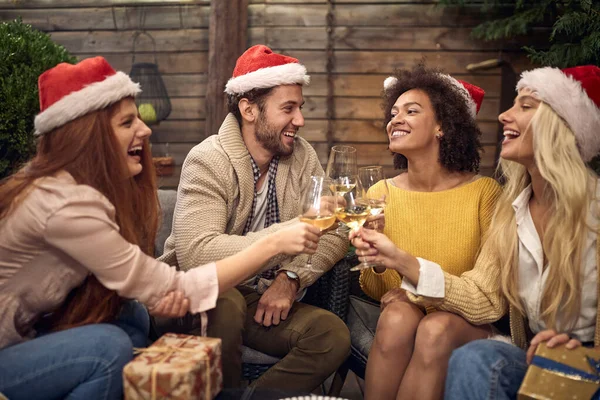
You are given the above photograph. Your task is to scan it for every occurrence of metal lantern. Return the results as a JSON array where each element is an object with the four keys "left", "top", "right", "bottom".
[{"left": 129, "top": 32, "right": 171, "bottom": 125}]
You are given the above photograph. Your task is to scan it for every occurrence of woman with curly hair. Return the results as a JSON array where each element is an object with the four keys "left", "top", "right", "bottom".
[
  {"left": 353, "top": 65, "right": 600, "bottom": 400},
  {"left": 356, "top": 65, "right": 502, "bottom": 400}
]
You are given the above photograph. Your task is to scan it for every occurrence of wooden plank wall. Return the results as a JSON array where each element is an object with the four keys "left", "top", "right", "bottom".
[
  {"left": 0, "top": 0, "right": 211, "bottom": 188},
  {"left": 248, "top": 0, "right": 533, "bottom": 180},
  {"left": 1, "top": 0, "right": 533, "bottom": 187}
]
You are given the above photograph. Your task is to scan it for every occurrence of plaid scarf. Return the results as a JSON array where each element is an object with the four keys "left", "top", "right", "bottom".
[{"left": 243, "top": 156, "right": 280, "bottom": 280}]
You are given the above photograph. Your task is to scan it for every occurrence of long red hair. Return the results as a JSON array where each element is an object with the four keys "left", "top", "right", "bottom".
[{"left": 0, "top": 98, "right": 160, "bottom": 330}]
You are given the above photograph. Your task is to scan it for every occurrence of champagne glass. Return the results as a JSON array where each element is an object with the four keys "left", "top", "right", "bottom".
[
  {"left": 351, "top": 166, "right": 389, "bottom": 271},
  {"left": 359, "top": 166, "right": 389, "bottom": 231},
  {"left": 300, "top": 176, "right": 337, "bottom": 272},
  {"left": 334, "top": 179, "right": 371, "bottom": 268},
  {"left": 326, "top": 145, "right": 358, "bottom": 233}
]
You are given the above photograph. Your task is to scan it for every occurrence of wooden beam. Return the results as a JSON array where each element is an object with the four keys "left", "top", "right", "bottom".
[
  {"left": 205, "top": 0, "right": 248, "bottom": 138},
  {"left": 77, "top": 52, "right": 208, "bottom": 74},
  {"left": 0, "top": 0, "right": 210, "bottom": 8},
  {"left": 49, "top": 29, "right": 208, "bottom": 53}
]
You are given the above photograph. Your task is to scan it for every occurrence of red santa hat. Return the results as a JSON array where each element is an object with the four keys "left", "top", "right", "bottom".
[
  {"left": 516, "top": 65, "right": 600, "bottom": 162},
  {"left": 383, "top": 74, "right": 485, "bottom": 119},
  {"left": 34, "top": 56, "right": 141, "bottom": 136},
  {"left": 224, "top": 45, "right": 310, "bottom": 95}
]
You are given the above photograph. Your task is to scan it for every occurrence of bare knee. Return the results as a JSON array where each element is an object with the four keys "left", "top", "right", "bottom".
[
  {"left": 373, "top": 302, "right": 422, "bottom": 355},
  {"left": 413, "top": 312, "right": 469, "bottom": 365}
]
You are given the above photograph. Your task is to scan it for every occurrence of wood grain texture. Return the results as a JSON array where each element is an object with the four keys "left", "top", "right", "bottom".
[
  {"left": 305, "top": 74, "right": 502, "bottom": 97},
  {"left": 0, "top": 0, "right": 210, "bottom": 8},
  {"left": 272, "top": 50, "right": 533, "bottom": 75},
  {"left": 206, "top": 0, "right": 249, "bottom": 137},
  {"left": 49, "top": 29, "right": 208, "bottom": 53},
  {"left": 76, "top": 52, "right": 208, "bottom": 74},
  {"left": 151, "top": 120, "right": 206, "bottom": 143},
  {"left": 0, "top": 6, "right": 210, "bottom": 30},
  {"left": 249, "top": 26, "right": 546, "bottom": 51},
  {"left": 258, "top": 4, "right": 510, "bottom": 27}
]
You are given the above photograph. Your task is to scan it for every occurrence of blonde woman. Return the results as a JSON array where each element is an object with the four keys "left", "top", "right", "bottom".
[{"left": 351, "top": 65, "right": 600, "bottom": 399}]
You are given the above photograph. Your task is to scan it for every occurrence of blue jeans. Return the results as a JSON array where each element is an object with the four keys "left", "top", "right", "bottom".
[
  {"left": 445, "top": 339, "right": 528, "bottom": 400},
  {"left": 0, "top": 300, "right": 150, "bottom": 400}
]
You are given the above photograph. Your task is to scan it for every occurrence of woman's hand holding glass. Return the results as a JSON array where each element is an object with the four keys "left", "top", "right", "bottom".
[
  {"left": 349, "top": 227, "right": 397, "bottom": 269},
  {"left": 360, "top": 166, "right": 388, "bottom": 232},
  {"left": 349, "top": 166, "right": 390, "bottom": 270},
  {"left": 273, "top": 222, "right": 322, "bottom": 256},
  {"left": 349, "top": 227, "right": 420, "bottom": 284}
]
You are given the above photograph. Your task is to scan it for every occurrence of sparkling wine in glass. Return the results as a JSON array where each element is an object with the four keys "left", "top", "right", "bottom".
[
  {"left": 335, "top": 179, "right": 371, "bottom": 240},
  {"left": 300, "top": 176, "right": 336, "bottom": 272},
  {"left": 326, "top": 145, "right": 358, "bottom": 233},
  {"left": 359, "top": 166, "right": 389, "bottom": 232},
  {"left": 349, "top": 166, "right": 389, "bottom": 271}
]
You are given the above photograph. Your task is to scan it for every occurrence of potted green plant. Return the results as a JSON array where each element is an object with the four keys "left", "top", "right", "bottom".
[{"left": 0, "top": 18, "right": 76, "bottom": 179}]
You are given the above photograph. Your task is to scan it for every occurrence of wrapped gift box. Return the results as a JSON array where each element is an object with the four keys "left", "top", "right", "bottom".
[
  {"left": 518, "top": 342, "right": 600, "bottom": 400},
  {"left": 123, "top": 333, "right": 222, "bottom": 400}
]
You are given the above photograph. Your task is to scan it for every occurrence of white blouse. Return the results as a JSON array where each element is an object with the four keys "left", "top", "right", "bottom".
[{"left": 513, "top": 185, "right": 597, "bottom": 342}]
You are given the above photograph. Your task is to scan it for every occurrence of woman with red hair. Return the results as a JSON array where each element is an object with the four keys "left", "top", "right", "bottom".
[{"left": 0, "top": 57, "right": 320, "bottom": 400}]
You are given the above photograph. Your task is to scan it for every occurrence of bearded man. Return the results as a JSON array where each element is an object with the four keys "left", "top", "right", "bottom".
[{"left": 159, "top": 45, "right": 350, "bottom": 391}]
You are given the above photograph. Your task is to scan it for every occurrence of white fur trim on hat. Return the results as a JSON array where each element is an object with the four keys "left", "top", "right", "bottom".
[
  {"left": 517, "top": 67, "right": 600, "bottom": 162},
  {"left": 438, "top": 74, "right": 477, "bottom": 119},
  {"left": 34, "top": 71, "right": 141, "bottom": 136},
  {"left": 224, "top": 63, "right": 310, "bottom": 95},
  {"left": 383, "top": 76, "right": 398, "bottom": 90},
  {"left": 488, "top": 334, "right": 514, "bottom": 345}
]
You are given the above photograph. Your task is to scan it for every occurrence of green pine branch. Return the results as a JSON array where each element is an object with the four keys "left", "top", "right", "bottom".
[
  {"left": 437, "top": 0, "right": 600, "bottom": 68},
  {"left": 471, "top": 6, "right": 548, "bottom": 40}
]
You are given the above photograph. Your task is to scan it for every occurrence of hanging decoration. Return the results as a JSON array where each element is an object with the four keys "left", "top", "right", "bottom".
[
  {"left": 129, "top": 31, "right": 172, "bottom": 126},
  {"left": 129, "top": 6, "right": 171, "bottom": 126}
]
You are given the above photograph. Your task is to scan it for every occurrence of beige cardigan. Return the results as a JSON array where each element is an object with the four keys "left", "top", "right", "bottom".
[
  {"left": 160, "top": 113, "right": 348, "bottom": 289},
  {"left": 408, "top": 233, "right": 600, "bottom": 349}
]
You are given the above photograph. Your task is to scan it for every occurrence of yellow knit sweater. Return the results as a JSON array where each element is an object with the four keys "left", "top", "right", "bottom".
[{"left": 360, "top": 176, "right": 502, "bottom": 301}]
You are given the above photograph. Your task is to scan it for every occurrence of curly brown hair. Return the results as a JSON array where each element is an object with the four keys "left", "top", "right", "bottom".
[{"left": 383, "top": 65, "right": 483, "bottom": 172}]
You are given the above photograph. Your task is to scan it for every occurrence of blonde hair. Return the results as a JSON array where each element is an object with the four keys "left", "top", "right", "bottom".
[{"left": 491, "top": 102, "right": 596, "bottom": 331}]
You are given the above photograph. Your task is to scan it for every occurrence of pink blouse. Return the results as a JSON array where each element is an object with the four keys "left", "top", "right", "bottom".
[{"left": 0, "top": 171, "right": 218, "bottom": 350}]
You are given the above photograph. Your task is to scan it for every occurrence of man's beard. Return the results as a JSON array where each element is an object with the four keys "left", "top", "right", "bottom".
[{"left": 255, "top": 113, "right": 294, "bottom": 157}]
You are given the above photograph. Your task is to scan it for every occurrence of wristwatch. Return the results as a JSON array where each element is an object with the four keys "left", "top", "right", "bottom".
[{"left": 280, "top": 270, "right": 300, "bottom": 287}]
